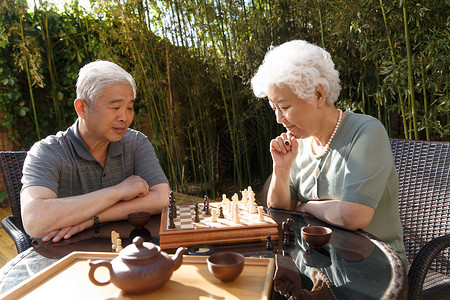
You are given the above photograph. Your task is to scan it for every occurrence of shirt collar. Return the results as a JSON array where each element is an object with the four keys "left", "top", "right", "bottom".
[{"left": 67, "top": 119, "right": 123, "bottom": 161}]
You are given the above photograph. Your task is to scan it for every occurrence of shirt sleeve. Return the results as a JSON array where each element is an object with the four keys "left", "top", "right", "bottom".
[
  {"left": 21, "top": 142, "right": 61, "bottom": 194},
  {"left": 133, "top": 133, "right": 169, "bottom": 187},
  {"left": 341, "top": 119, "right": 394, "bottom": 208}
]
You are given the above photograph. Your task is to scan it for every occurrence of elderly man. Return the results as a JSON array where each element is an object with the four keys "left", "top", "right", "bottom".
[{"left": 21, "top": 60, "right": 170, "bottom": 242}]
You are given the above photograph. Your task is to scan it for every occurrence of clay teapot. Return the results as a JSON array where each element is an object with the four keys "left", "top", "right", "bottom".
[{"left": 88, "top": 236, "right": 187, "bottom": 294}]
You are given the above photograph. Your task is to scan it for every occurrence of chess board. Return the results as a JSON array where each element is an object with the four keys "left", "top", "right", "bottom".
[{"left": 159, "top": 202, "right": 279, "bottom": 249}]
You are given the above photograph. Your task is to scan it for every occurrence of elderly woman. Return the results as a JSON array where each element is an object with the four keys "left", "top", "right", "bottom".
[{"left": 251, "top": 40, "right": 407, "bottom": 268}]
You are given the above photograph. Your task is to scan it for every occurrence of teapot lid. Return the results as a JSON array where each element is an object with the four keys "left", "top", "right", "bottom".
[{"left": 120, "top": 236, "right": 160, "bottom": 261}]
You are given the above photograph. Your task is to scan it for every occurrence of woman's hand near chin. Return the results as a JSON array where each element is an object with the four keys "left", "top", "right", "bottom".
[{"left": 270, "top": 131, "right": 298, "bottom": 170}]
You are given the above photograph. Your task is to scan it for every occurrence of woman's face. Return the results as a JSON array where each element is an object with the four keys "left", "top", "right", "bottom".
[{"left": 267, "top": 84, "right": 320, "bottom": 139}]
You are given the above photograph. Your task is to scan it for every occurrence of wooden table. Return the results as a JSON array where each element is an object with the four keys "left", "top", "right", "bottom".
[{"left": 0, "top": 209, "right": 407, "bottom": 299}]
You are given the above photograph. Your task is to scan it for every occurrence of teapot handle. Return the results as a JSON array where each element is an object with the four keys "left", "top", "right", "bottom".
[{"left": 88, "top": 260, "right": 112, "bottom": 286}]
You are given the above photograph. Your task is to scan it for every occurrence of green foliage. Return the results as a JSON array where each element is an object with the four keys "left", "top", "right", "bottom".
[{"left": 0, "top": 0, "right": 448, "bottom": 198}]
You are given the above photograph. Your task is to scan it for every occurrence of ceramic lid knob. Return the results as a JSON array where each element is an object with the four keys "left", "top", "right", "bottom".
[{"left": 120, "top": 236, "right": 160, "bottom": 261}]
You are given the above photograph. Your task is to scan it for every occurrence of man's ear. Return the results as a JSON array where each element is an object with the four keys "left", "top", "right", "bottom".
[
  {"left": 74, "top": 99, "right": 88, "bottom": 119},
  {"left": 314, "top": 84, "right": 327, "bottom": 108}
]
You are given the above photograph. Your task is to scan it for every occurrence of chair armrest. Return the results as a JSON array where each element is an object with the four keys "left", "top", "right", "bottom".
[
  {"left": 407, "top": 234, "right": 450, "bottom": 300},
  {"left": 1, "top": 216, "right": 32, "bottom": 253}
]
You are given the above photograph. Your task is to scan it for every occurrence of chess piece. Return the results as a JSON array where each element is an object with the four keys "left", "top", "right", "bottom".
[
  {"left": 232, "top": 203, "right": 239, "bottom": 219},
  {"left": 249, "top": 201, "right": 258, "bottom": 214},
  {"left": 204, "top": 203, "right": 211, "bottom": 216},
  {"left": 258, "top": 206, "right": 265, "bottom": 222},
  {"left": 111, "top": 231, "right": 119, "bottom": 252},
  {"left": 283, "top": 230, "right": 290, "bottom": 247},
  {"left": 169, "top": 191, "right": 177, "bottom": 218},
  {"left": 231, "top": 193, "right": 238, "bottom": 204},
  {"left": 203, "top": 195, "right": 209, "bottom": 211},
  {"left": 168, "top": 212, "right": 175, "bottom": 229},
  {"left": 222, "top": 193, "right": 227, "bottom": 204},
  {"left": 282, "top": 230, "right": 291, "bottom": 256},
  {"left": 204, "top": 196, "right": 211, "bottom": 216},
  {"left": 116, "top": 238, "right": 123, "bottom": 252},
  {"left": 211, "top": 209, "right": 218, "bottom": 222},
  {"left": 168, "top": 202, "right": 174, "bottom": 219},
  {"left": 226, "top": 199, "right": 232, "bottom": 213},
  {"left": 266, "top": 235, "right": 273, "bottom": 251},
  {"left": 282, "top": 221, "right": 288, "bottom": 233},
  {"left": 241, "top": 189, "right": 248, "bottom": 206},
  {"left": 218, "top": 206, "right": 225, "bottom": 218},
  {"left": 234, "top": 211, "right": 240, "bottom": 223},
  {"left": 287, "top": 218, "right": 295, "bottom": 244},
  {"left": 193, "top": 203, "right": 200, "bottom": 223}
]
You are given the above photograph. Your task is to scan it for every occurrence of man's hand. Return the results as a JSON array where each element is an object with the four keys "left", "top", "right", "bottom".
[
  {"left": 42, "top": 219, "right": 91, "bottom": 242},
  {"left": 115, "top": 175, "right": 150, "bottom": 201}
]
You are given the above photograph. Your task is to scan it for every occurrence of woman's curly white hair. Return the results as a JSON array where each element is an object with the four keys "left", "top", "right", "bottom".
[{"left": 251, "top": 40, "right": 341, "bottom": 105}]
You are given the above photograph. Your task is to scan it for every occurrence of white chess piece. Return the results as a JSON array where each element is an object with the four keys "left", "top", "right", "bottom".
[
  {"left": 241, "top": 189, "right": 248, "bottom": 206},
  {"left": 250, "top": 201, "right": 258, "bottom": 213},
  {"left": 211, "top": 209, "right": 218, "bottom": 222},
  {"left": 116, "top": 238, "right": 123, "bottom": 252},
  {"left": 258, "top": 206, "right": 265, "bottom": 222},
  {"left": 222, "top": 194, "right": 227, "bottom": 205},
  {"left": 232, "top": 193, "right": 238, "bottom": 204},
  {"left": 234, "top": 211, "right": 240, "bottom": 223},
  {"left": 111, "top": 231, "right": 119, "bottom": 252},
  {"left": 226, "top": 199, "right": 231, "bottom": 213}
]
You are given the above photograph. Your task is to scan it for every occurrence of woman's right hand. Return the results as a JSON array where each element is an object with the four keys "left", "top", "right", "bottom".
[{"left": 270, "top": 132, "right": 298, "bottom": 169}]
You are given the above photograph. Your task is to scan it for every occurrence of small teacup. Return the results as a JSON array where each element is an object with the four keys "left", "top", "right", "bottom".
[
  {"left": 207, "top": 252, "right": 245, "bottom": 282},
  {"left": 127, "top": 211, "right": 151, "bottom": 228},
  {"left": 302, "top": 226, "right": 332, "bottom": 249}
]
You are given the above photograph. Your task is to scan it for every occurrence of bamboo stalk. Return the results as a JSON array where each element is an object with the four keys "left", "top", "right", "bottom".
[
  {"left": 418, "top": 48, "right": 430, "bottom": 140},
  {"left": 403, "top": 0, "right": 418, "bottom": 140},
  {"left": 19, "top": 14, "right": 40, "bottom": 140},
  {"left": 39, "top": 1, "right": 63, "bottom": 127},
  {"left": 379, "top": 0, "right": 408, "bottom": 139},
  {"left": 318, "top": 0, "right": 325, "bottom": 49}
]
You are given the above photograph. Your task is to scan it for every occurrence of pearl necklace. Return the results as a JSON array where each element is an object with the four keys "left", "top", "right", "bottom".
[{"left": 311, "top": 109, "right": 343, "bottom": 159}]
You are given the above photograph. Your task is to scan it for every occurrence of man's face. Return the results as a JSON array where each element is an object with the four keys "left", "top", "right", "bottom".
[{"left": 83, "top": 83, "right": 135, "bottom": 144}]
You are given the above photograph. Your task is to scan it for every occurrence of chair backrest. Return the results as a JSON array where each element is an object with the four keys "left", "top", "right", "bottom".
[
  {"left": 390, "top": 138, "right": 449, "bottom": 274},
  {"left": 0, "top": 151, "right": 27, "bottom": 233}
]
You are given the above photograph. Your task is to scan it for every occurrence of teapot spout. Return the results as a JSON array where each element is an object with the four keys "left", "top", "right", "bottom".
[{"left": 172, "top": 246, "right": 188, "bottom": 270}]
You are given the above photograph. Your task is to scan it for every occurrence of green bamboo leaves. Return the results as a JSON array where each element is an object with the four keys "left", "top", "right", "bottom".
[{"left": 0, "top": 0, "right": 448, "bottom": 198}]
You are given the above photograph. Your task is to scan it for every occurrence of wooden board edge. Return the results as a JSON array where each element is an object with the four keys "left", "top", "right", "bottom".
[
  {"left": 1, "top": 252, "right": 274, "bottom": 300},
  {"left": 0, "top": 251, "right": 118, "bottom": 300}
]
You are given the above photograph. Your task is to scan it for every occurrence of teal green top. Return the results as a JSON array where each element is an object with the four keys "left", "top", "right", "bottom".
[{"left": 290, "top": 111, "right": 407, "bottom": 268}]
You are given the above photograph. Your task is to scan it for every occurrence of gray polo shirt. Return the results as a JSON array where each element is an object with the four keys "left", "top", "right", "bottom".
[{"left": 21, "top": 119, "right": 168, "bottom": 197}]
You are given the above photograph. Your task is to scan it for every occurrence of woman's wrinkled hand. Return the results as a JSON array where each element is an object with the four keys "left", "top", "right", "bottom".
[{"left": 270, "top": 132, "right": 299, "bottom": 169}]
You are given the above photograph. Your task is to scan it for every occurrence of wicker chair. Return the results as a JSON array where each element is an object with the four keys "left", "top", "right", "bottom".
[
  {"left": 0, "top": 151, "right": 31, "bottom": 253},
  {"left": 390, "top": 139, "right": 450, "bottom": 300}
]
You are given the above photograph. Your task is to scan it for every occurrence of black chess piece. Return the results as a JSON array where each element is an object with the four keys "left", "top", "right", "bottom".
[
  {"left": 168, "top": 202, "right": 174, "bottom": 218},
  {"left": 281, "top": 221, "right": 288, "bottom": 232},
  {"left": 289, "top": 230, "right": 295, "bottom": 245},
  {"left": 266, "top": 235, "right": 273, "bottom": 251},
  {"left": 168, "top": 213, "right": 175, "bottom": 229},
  {"left": 193, "top": 202, "right": 200, "bottom": 223},
  {"left": 204, "top": 202, "right": 211, "bottom": 216},
  {"left": 286, "top": 218, "right": 295, "bottom": 244},
  {"left": 282, "top": 230, "right": 291, "bottom": 256},
  {"left": 283, "top": 230, "right": 291, "bottom": 247},
  {"left": 169, "top": 191, "right": 177, "bottom": 218},
  {"left": 203, "top": 195, "right": 209, "bottom": 211},
  {"left": 218, "top": 206, "right": 225, "bottom": 218}
]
